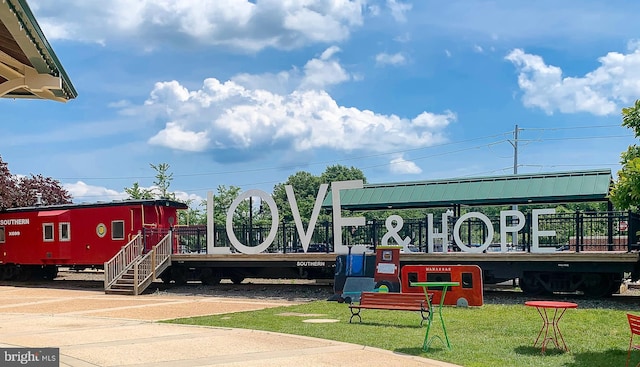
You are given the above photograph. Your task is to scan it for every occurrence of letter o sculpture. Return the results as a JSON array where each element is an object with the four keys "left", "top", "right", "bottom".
[
  {"left": 226, "top": 189, "right": 279, "bottom": 254},
  {"left": 453, "top": 212, "right": 494, "bottom": 253}
]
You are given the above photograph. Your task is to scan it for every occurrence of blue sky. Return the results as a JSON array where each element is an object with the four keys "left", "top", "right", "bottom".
[{"left": 1, "top": 0, "right": 639, "bottom": 204}]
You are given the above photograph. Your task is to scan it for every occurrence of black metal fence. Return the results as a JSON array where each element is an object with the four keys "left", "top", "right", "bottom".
[{"left": 172, "top": 210, "right": 640, "bottom": 254}]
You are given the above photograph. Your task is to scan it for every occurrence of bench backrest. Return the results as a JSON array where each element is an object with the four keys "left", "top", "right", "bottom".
[{"left": 359, "top": 292, "right": 429, "bottom": 308}]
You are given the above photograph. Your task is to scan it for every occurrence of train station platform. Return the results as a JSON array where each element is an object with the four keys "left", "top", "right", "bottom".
[{"left": 0, "top": 285, "right": 460, "bottom": 367}]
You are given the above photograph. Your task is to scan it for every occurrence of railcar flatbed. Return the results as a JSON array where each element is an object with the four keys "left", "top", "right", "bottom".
[
  {"left": 171, "top": 251, "right": 639, "bottom": 266},
  {"left": 171, "top": 252, "right": 338, "bottom": 263},
  {"left": 166, "top": 252, "right": 338, "bottom": 285},
  {"left": 165, "top": 250, "right": 640, "bottom": 296}
]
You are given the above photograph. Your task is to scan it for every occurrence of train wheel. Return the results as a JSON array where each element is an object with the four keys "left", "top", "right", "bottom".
[
  {"left": 16, "top": 266, "right": 32, "bottom": 281},
  {"left": 518, "top": 275, "right": 545, "bottom": 296},
  {"left": 42, "top": 266, "right": 58, "bottom": 280},
  {"left": 158, "top": 269, "right": 172, "bottom": 284},
  {"left": 608, "top": 280, "right": 624, "bottom": 295},
  {"left": 0, "top": 265, "right": 16, "bottom": 280},
  {"left": 200, "top": 268, "right": 221, "bottom": 285},
  {"left": 171, "top": 267, "right": 188, "bottom": 286},
  {"left": 229, "top": 273, "right": 245, "bottom": 285},
  {"left": 581, "top": 273, "right": 613, "bottom": 298}
]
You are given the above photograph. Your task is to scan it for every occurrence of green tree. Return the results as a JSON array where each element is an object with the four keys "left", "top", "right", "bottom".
[
  {"left": 273, "top": 171, "right": 321, "bottom": 222},
  {"left": 179, "top": 199, "right": 207, "bottom": 225},
  {"left": 124, "top": 182, "right": 153, "bottom": 199},
  {"left": 124, "top": 163, "right": 205, "bottom": 225},
  {"left": 320, "top": 165, "right": 368, "bottom": 224},
  {"left": 124, "top": 162, "right": 174, "bottom": 200},
  {"left": 213, "top": 185, "right": 246, "bottom": 227},
  {"left": 320, "top": 164, "right": 366, "bottom": 184},
  {"left": 271, "top": 166, "right": 367, "bottom": 224},
  {"left": 151, "top": 163, "right": 174, "bottom": 199},
  {"left": 611, "top": 99, "right": 640, "bottom": 210}
]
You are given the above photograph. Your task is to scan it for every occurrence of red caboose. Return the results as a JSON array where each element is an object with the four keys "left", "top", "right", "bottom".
[{"left": 0, "top": 199, "right": 187, "bottom": 280}]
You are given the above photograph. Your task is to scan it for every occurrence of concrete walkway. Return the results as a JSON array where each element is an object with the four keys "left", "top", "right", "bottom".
[{"left": 0, "top": 285, "right": 461, "bottom": 367}]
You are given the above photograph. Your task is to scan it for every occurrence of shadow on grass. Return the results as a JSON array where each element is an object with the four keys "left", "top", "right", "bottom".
[
  {"left": 565, "top": 349, "right": 630, "bottom": 367},
  {"left": 514, "top": 345, "right": 566, "bottom": 356},
  {"left": 347, "top": 321, "right": 424, "bottom": 329},
  {"left": 395, "top": 345, "right": 453, "bottom": 359},
  {"left": 514, "top": 346, "right": 631, "bottom": 367},
  {"left": 394, "top": 346, "right": 426, "bottom": 355}
]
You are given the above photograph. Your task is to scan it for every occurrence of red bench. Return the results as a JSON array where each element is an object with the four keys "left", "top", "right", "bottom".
[{"left": 349, "top": 291, "right": 434, "bottom": 325}]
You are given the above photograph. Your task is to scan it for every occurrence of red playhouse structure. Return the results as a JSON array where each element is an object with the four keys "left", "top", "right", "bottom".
[
  {"left": 337, "top": 245, "right": 484, "bottom": 306},
  {"left": 401, "top": 264, "right": 484, "bottom": 306},
  {"left": 372, "top": 245, "right": 403, "bottom": 292}
]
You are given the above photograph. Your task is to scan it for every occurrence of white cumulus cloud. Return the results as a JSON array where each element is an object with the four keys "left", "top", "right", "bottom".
[
  {"left": 135, "top": 49, "right": 456, "bottom": 162},
  {"left": 148, "top": 122, "right": 210, "bottom": 151},
  {"left": 506, "top": 46, "right": 640, "bottom": 115},
  {"left": 300, "top": 46, "right": 351, "bottom": 90},
  {"left": 375, "top": 52, "right": 406, "bottom": 66},
  {"left": 386, "top": 0, "right": 412, "bottom": 23},
  {"left": 64, "top": 181, "right": 203, "bottom": 206},
  {"left": 31, "top": 0, "right": 370, "bottom": 51},
  {"left": 389, "top": 155, "right": 422, "bottom": 174},
  {"left": 64, "top": 181, "right": 127, "bottom": 202}
]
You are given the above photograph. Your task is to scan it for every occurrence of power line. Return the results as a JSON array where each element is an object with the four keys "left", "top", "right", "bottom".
[
  {"left": 520, "top": 124, "right": 621, "bottom": 131},
  {"left": 519, "top": 134, "right": 631, "bottom": 142},
  {"left": 67, "top": 126, "right": 635, "bottom": 198},
  {"left": 58, "top": 131, "right": 514, "bottom": 181},
  {"left": 520, "top": 164, "right": 620, "bottom": 169}
]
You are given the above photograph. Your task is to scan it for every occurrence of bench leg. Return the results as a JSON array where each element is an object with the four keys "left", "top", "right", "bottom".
[
  {"left": 420, "top": 305, "right": 430, "bottom": 327},
  {"left": 349, "top": 307, "right": 362, "bottom": 323}
]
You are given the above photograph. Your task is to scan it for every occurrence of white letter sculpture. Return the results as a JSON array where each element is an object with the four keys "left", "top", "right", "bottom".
[
  {"left": 453, "top": 212, "right": 495, "bottom": 253},
  {"left": 381, "top": 215, "right": 411, "bottom": 251},
  {"left": 286, "top": 183, "right": 329, "bottom": 253},
  {"left": 499, "top": 210, "right": 525, "bottom": 252},
  {"left": 332, "top": 180, "right": 366, "bottom": 254},
  {"left": 427, "top": 213, "right": 451, "bottom": 253},
  {"left": 226, "top": 190, "right": 279, "bottom": 254},
  {"left": 531, "top": 208, "right": 556, "bottom": 253}
]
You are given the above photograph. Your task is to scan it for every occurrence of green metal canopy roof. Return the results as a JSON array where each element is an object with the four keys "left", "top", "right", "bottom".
[
  {"left": 0, "top": 0, "right": 77, "bottom": 102},
  {"left": 322, "top": 169, "right": 612, "bottom": 211}
]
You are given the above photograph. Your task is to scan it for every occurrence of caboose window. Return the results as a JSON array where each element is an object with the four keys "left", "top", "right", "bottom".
[
  {"left": 0, "top": 226, "right": 5, "bottom": 243},
  {"left": 43, "top": 223, "right": 54, "bottom": 242},
  {"left": 59, "top": 222, "right": 70, "bottom": 241},
  {"left": 112, "top": 221, "right": 124, "bottom": 240}
]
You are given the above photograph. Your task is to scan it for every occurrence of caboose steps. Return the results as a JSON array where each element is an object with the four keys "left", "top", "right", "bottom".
[
  {"left": 105, "top": 289, "right": 136, "bottom": 295},
  {"left": 105, "top": 265, "right": 136, "bottom": 295},
  {"left": 104, "top": 231, "right": 174, "bottom": 296}
]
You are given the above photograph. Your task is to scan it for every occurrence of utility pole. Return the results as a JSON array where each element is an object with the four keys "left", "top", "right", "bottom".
[
  {"left": 507, "top": 124, "right": 519, "bottom": 176},
  {"left": 509, "top": 124, "right": 520, "bottom": 250},
  {"left": 513, "top": 124, "right": 519, "bottom": 175}
]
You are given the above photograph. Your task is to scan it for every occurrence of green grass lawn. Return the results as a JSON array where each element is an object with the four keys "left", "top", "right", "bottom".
[{"left": 166, "top": 301, "right": 638, "bottom": 367}]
